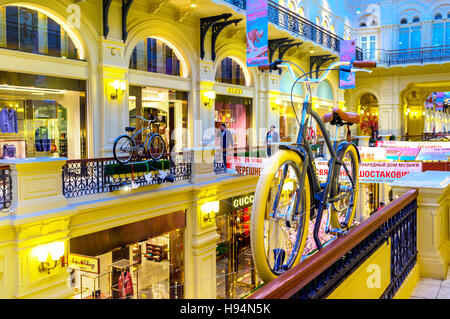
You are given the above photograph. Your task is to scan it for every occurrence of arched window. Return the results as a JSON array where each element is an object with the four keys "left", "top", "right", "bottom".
[
  {"left": 330, "top": 24, "right": 336, "bottom": 34},
  {"left": 412, "top": 17, "right": 420, "bottom": 23},
  {"left": 400, "top": 18, "right": 408, "bottom": 24},
  {"left": 215, "top": 57, "right": 248, "bottom": 86},
  {"left": 360, "top": 22, "right": 367, "bottom": 27},
  {"left": 448, "top": 12, "right": 450, "bottom": 19},
  {"left": 432, "top": 12, "right": 449, "bottom": 48},
  {"left": 280, "top": 71, "right": 303, "bottom": 96},
  {"left": 317, "top": 81, "right": 333, "bottom": 100},
  {"left": 316, "top": 16, "right": 321, "bottom": 26},
  {"left": 0, "top": 5, "right": 80, "bottom": 59},
  {"left": 129, "top": 37, "right": 185, "bottom": 77},
  {"left": 288, "top": 1, "right": 295, "bottom": 11},
  {"left": 323, "top": 20, "right": 329, "bottom": 30},
  {"left": 298, "top": 7, "right": 305, "bottom": 18}
]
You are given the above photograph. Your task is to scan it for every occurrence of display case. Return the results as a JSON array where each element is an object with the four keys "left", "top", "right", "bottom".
[
  {"left": 78, "top": 272, "right": 112, "bottom": 299},
  {"left": 145, "top": 240, "right": 168, "bottom": 262}
]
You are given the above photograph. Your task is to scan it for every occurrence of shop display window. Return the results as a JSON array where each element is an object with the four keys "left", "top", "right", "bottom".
[
  {"left": 216, "top": 200, "right": 261, "bottom": 299},
  {"left": 214, "top": 95, "right": 252, "bottom": 149},
  {"left": 70, "top": 228, "right": 184, "bottom": 299},
  {"left": 0, "top": 6, "right": 79, "bottom": 59},
  {"left": 0, "top": 71, "right": 87, "bottom": 159},
  {"left": 129, "top": 86, "right": 189, "bottom": 152}
]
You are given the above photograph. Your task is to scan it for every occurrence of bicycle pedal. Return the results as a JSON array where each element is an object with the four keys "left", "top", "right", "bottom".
[{"left": 326, "top": 228, "right": 347, "bottom": 236}]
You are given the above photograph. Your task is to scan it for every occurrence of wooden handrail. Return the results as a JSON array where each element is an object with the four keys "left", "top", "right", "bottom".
[{"left": 247, "top": 188, "right": 419, "bottom": 299}]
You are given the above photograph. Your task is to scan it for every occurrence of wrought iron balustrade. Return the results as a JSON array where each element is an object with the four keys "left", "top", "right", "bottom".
[
  {"left": 360, "top": 45, "right": 450, "bottom": 66},
  {"left": 247, "top": 188, "right": 418, "bottom": 299},
  {"left": 0, "top": 166, "right": 12, "bottom": 212},
  {"left": 62, "top": 152, "right": 192, "bottom": 198},
  {"left": 220, "top": 0, "right": 341, "bottom": 52}
]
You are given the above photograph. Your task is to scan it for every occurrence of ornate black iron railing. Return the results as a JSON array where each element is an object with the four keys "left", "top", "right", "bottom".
[
  {"left": 62, "top": 152, "right": 192, "bottom": 198},
  {"left": 0, "top": 166, "right": 12, "bottom": 211},
  {"left": 360, "top": 45, "right": 450, "bottom": 66},
  {"left": 220, "top": 0, "right": 342, "bottom": 52},
  {"left": 248, "top": 189, "right": 418, "bottom": 299}
]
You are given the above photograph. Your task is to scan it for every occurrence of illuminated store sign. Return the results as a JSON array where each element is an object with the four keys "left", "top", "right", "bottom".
[
  {"left": 220, "top": 192, "right": 255, "bottom": 215},
  {"left": 67, "top": 253, "right": 100, "bottom": 274},
  {"left": 227, "top": 87, "right": 243, "bottom": 95},
  {"left": 233, "top": 194, "right": 254, "bottom": 208}
]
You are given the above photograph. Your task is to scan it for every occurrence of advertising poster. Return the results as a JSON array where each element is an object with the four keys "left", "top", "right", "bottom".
[
  {"left": 339, "top": 40, "right": 356, "bottom": 89},
  {"left": 246, "top": 0, "right": 268, "bottom": 67},
  {"left": 314, "top": 161, "right": 423, "bottom": 184},
  {"left": 385, "top": 147, "right": 421, "bottom": 161}
]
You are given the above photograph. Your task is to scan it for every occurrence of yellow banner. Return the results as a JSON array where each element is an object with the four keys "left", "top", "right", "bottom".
[{"left": 67, "top": 253, "right": 100, "bottom": 274}]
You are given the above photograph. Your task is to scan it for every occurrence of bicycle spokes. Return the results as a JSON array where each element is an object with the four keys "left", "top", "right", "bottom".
[{"left": 264, "top": 161, "right": 307, "bottom": 274}]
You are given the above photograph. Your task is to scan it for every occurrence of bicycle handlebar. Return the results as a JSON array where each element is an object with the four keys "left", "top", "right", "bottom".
[
  {"left": 131, "top": 115, "right": 157, "bottom": 123},
  {"left": 353, "top": 60, "right": 377, "bottom": 68}
]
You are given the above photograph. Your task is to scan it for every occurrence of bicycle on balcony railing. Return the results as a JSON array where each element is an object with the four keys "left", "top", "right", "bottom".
[
  {"left": 113, "top": 115, "right": 166, "bottom": 164},
  {"left": 251, "top": 58, "right": 377, "bottom": 283}
]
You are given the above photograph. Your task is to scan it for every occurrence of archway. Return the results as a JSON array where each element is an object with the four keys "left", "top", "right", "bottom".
[{"left": 358, "top": 93, "right": 379, "bottom": 137}]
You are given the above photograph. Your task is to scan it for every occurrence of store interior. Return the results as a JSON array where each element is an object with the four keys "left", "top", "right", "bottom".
[
  {"left": 0, "top": 71, "right": 86, "bottom": 159},
  {"left": 214, "top": 95, "right": 252, "bottom": 149},
  {"left": 71, "top": 229, "right": 184, "bottom": 299},
  {"left": 129, "top": 86, "right": 188, "bottom": 153}
]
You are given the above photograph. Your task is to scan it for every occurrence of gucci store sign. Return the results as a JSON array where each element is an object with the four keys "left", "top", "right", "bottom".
[{"left": 220, "top": 192, "right": 255, "bottom": 215}]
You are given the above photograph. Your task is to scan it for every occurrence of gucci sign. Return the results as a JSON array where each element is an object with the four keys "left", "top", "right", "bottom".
[
  {"left": 227, "top": 87, "right": 243, "bottom": 95},
  {"left": 233, "top": 194, "right": 254, "bottom": 208}
]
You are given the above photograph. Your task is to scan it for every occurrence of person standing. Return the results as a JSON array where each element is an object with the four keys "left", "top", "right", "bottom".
[
  {"left": 217, "top": 123, "right": 234, "bottom": 166},
  {"left": 266, "top": 125, "right": 279, "bottom": 156}
]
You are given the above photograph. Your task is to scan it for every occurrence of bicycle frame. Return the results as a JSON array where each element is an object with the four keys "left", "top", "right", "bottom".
[
  {"left": 278, "top": 61, "right": 359, "bottom": 250},
  {"left": 128, "top": 117, "right": 158, "bottom": 153}
]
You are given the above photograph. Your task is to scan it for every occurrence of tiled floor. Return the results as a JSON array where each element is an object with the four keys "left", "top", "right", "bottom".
[{"left": 410, "top": 268, "right": 450, "bottom": 299}]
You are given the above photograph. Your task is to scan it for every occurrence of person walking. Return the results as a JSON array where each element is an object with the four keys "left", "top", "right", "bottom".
[{"left": 265, "top": 125, "right": 279, "bottom": 156}]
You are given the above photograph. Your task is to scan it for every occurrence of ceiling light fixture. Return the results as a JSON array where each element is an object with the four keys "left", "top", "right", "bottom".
[{"left": 0, "top": 85, "right": 65, "bottom": 94}]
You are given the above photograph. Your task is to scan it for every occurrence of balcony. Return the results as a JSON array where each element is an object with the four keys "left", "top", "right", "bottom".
[
  {"left": 361, "top": 45, "right": 450, "bottom": 67},
  {"left": 219, "top": 0, "right": 341, "bottom": 52}
]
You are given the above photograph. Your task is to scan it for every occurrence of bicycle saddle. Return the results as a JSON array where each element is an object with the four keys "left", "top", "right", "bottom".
[
  {"left": 125, "top": 127, "right": 136, "bottom": 132},
  {"left": 322, "top": 108, "right": 360, "bottom": 125}
]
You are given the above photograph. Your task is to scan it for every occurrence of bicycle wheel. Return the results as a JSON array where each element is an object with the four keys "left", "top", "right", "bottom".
[
  {"left": 113, "top": 135, "right": 135, "bottom": 164},
  {"left": 329, "top": 143, "right": 359, "bottom": 230},
  {"left": 251, "top": 150, "right": 311, "bottom": 283},
  {"left": 147, "top": 134, "right": 165, "bottom": 160}
]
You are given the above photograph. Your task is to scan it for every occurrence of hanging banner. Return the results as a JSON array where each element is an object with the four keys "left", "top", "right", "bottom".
[
  {"left": 358, "top": 147, "right": 386, "bottom": 161},
  {"left": 415, "top": 148, "right": 450, "bottom": 161},
  {"left": 358, "top": 162, "right": 423, "bottom": 183},
  {"left": 246, "top": 0, "right": 268, "bottom": 67},
  {"left": 385, "top": 147, "right": 421, "bottom": 161},
  {"left": 339, "top": 40, "right": 356, "bottom": 89},
  {"left": 377, "top": 140, "right": 450, "bottom": 149},
  {"left": 314, "top": 161, "right": 423, "bottom": 184}
]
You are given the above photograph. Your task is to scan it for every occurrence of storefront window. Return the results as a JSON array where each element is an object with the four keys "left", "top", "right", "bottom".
[
  {"left": 69, "top": 211, "right": 186, "bottom": 299},
  {"left": 216, "top": 193, "right": 262, "bottom": 299},
  {"left": 359, "top": 93, "right": 379, "bottom": 137},
  {"left": 215, "top": 95, "right": 252, "bottom": 149},
  {"left": 0, "top": 6, "right": 79, "bottom": 59},
  {"left": 129, "top": 86, "right": 189, "bottom": 153},
  {"left": 0, "top": 71, "right": 87, "bottom": 159},
  {"left": 70, "top": 229, "right": 184, "bottom": 299},
  {"left": 215, "top": 57, "right": 247, "bottom": 86},
  {"left": 129, "top": 37, "right": 182, "bottom": 77}
]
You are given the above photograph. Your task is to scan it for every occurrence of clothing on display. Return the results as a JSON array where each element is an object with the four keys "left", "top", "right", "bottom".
[
  {"left": 118, "top": 269, "right": 133, "bottom": 298},
  {"left": 34, "top": 126, "right": 51, "bottom": 152},
  {"left": 0, "top": 108, "right": 18, "bottom": 133},
  {"left": 1, "top": 144, "right": 16, "bottom": 159}
]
